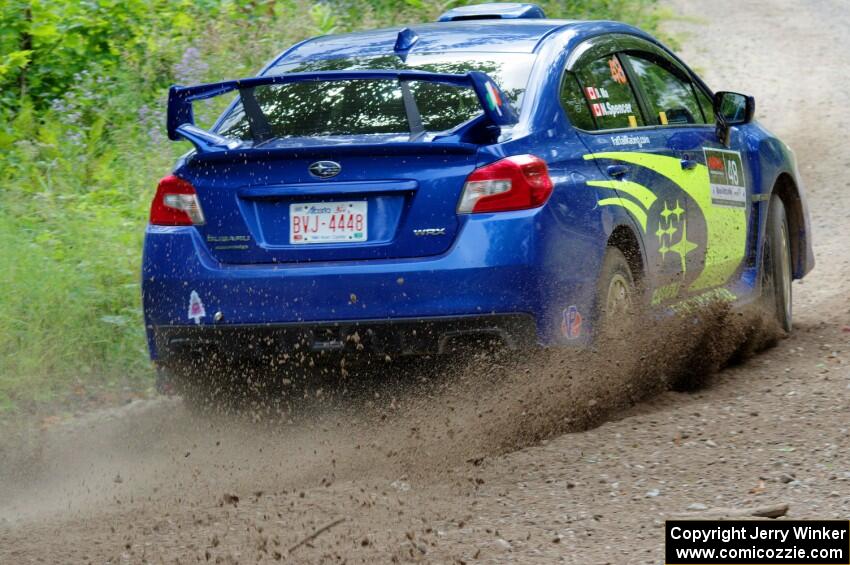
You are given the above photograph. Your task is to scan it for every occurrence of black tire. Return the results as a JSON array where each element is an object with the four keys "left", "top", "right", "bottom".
[
  {"left": 762, "top": 195, "right": 793, "bottom": 332},
  {"left": 594, "top": 246, "right": 638, "bottom": 337}
]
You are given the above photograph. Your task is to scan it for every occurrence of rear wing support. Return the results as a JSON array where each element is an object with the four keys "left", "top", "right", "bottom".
[{"left": 166, "top": 70, "right": 519, "bottom": 151}]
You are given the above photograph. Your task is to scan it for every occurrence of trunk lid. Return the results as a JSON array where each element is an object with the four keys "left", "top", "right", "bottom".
[{"left": 177, "top": 140, "right": 478, "bottom": 264}]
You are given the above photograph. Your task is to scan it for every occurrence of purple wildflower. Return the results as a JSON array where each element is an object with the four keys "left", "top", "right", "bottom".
[{"left": 173, "top": 46, "right": 209, "bottom": 85}]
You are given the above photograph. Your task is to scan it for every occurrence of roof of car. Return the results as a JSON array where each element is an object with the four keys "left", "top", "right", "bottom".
[{"left": 274, "top": 20, "right": 643, "bottom": 65}]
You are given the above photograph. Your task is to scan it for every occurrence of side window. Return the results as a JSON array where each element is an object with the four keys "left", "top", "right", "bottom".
[
  {"left": 560, "top": 74, "right": 596, "bottom": 130},
  {"left": 695, "top": 87, "right": 715, "bottom": 124},
  {"left": 625, "top": 55, "right": 705, "bottom": 126},
  {"left": 573, "top": 54, "right": 644, "bottom": 130}
]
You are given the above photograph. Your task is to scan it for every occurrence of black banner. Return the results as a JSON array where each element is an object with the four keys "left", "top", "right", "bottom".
[{"left": 666, "top": 520, "right": 849, "bottom": 564}]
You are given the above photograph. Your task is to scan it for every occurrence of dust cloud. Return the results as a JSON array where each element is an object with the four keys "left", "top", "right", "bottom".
[{"left": 0, "top": 300, "right": 779, "bottom": 527}]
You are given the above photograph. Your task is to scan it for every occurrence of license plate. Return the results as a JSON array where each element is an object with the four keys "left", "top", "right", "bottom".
[{"left": 289, "top": 201, "right": 368, "bottom": 244}]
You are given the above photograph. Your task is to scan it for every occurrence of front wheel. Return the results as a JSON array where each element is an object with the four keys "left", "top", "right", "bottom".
[{"left": 762, "top": 195, "right": 793, "bottom": 332}]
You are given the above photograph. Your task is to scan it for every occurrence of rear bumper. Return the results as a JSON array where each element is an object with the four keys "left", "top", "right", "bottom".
[
  {"left": 142, "top": 207, "right": 600, "bottom": 360},
  {"left": 153, "top": 313, "right": 537, "bottom": 362}
]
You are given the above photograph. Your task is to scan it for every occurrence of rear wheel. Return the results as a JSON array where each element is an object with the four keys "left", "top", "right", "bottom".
[
  {"left": 762, "top": 194, "right": 793, "bottom": 332},
  {"left": 594, "top": 246, "right": 637, "bottom": 337}
]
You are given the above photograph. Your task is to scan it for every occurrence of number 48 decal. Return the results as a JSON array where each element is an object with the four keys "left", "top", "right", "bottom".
[
  {"left": 726, "top": 158, "right": 739, "bottom": 185},
  {"left": 703, "top": 148, "right": 747, "bottom": 209}
]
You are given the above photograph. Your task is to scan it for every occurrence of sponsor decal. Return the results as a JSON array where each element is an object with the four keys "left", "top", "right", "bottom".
[
  {"left": 703, "top": 148, "right": 747, "bottom": 208},
  {"left": 207, "top": 234, "right": 251, "bottom": 251},
  {"left": 658, "top": 111, "right": 668, "bottom": 125},
  {"left": 561, "top": 305, "right": 583, "bottom": 339},
  {"left": 484, "top": 81, "right": 503, "bottom": 116},
  {"left": 627, "top": 115, "right": 638, "bottom": 128},
  {"left": 591, "top": 101, "right": 634, "bottom": 118},
  {"left": 206, "top": 234, "right": 251, "bottom": 243},
  {"left": 707, "top": 155, "right": 725, "bottom": 171},
  {"left": 611, "top": 134, "right": 650, "bottom": 148},
  {"left": 651, "top": 281, "right": 681, "bottom": 306},
  {"left": 608, "top": 56, "right": 628, "bottom": 85},
  {"left": 669, "top": 287, "right": 737, "bottom": 315},
  {"left": 188, "top": 290, "right": 206, "bottom": 324}
]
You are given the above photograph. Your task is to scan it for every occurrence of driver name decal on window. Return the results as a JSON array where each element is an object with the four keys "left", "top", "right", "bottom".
[
  {"left": 585, "top": 86, "right": 609, "bottom": 100},
  {"left": 584, "top": 84, "right": 634, "bottom": 119},
  {"left": 574, "top": 55, "right": 644, "bottom": 130},
  {"left": 590, "top": 100, "right": 634, "bottom": 118}
]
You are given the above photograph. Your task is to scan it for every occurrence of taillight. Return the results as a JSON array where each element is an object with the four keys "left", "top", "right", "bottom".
[
  {"left": 149, "top": 175, "right": 205, "bottom": 226},
  {"left": 457, "top": 155, "right": 554, "bottom": 214}
]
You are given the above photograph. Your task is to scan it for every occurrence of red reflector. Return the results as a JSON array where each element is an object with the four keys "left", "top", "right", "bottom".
[
  {"left": 457, "top": 154, "right": 554, "bottom": 214},
  {"left": 149, "top": 175, "right": 205, "bottom": 226}
]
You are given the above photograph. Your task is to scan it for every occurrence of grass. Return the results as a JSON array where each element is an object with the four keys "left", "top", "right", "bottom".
[{"left": 0, "top": 0, "right": 664, "bottom": 414}]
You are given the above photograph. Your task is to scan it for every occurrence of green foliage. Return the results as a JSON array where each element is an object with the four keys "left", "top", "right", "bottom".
[{"left": 0, "top": 0, "right": 661, "bottom": 411}]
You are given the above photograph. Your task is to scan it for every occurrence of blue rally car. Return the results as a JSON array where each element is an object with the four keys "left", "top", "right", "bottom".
[{"left": 143, "top": 2, "right": 814, "bottom": 391}]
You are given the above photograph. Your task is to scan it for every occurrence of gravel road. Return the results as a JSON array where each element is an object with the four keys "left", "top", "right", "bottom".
[{"left": 1, "top": 1, "right": 848, "bottom": 563}]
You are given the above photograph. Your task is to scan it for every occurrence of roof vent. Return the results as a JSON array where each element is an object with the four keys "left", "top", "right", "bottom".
[
  {"left": 394, "top": 28, "right": 420, "bottom": 61},
  {"left": 394, "top": 27, "right": 420, "bottom": 52},
  {"left": 437, "top": 3, "right": 546, "bottom": 22}
]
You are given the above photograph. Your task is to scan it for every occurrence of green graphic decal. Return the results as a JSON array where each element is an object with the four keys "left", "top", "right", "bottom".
[
  {"left": 656, "top": 200, "right": 697, "bottom": 273},
  {"left": 584, "top": 152, "right": 747, "bottom": 291},
  {"left": 656, "top": 200, "right": 683, "bottom": 261},
  {"left": 667, "top": 217, "right": 698, "bottom": 274},
  {"left": 587, "top": 179, "right": 658, "bottom": 209},
  {"left": 587, "top": 180, "right": 657, "bottom": 231},
  {"left": 596, "top": 196, "right": 649, "bottom": 231}
]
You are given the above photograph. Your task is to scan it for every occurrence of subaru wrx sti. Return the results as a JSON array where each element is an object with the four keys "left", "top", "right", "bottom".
[{"left": 142, "top": 2, "right": 813, "bottom": 391}]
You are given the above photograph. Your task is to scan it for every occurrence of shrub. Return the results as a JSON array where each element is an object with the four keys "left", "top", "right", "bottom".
[{"left": 0, "top": 0, "right": 660, "bottom": 410}]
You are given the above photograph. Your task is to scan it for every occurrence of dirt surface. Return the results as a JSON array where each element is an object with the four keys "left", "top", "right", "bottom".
[{"left": 2, "top": 1, "right": 849, "bottom": 563}]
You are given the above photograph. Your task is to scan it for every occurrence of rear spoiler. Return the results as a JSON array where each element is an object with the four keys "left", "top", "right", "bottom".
[{"left": 166, "top": 70, "right": 519, "bottom": 151}]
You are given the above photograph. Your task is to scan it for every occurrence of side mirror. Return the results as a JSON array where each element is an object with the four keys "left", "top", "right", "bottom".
[{"left": 714, "top": 91, "right": 755, "bottom": 146}]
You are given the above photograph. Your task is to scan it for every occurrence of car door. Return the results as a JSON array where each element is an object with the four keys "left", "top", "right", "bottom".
[
  {"left": 561, "top": 44, "right": 689, "bottom": 297},
  {"left": 622, "top": 52, "right": 751, "bottom": 301}
]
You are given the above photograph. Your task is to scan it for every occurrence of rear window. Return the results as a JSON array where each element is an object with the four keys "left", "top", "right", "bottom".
[{"left": 216, "top": 53, "right": 533, "bottom": 141}]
